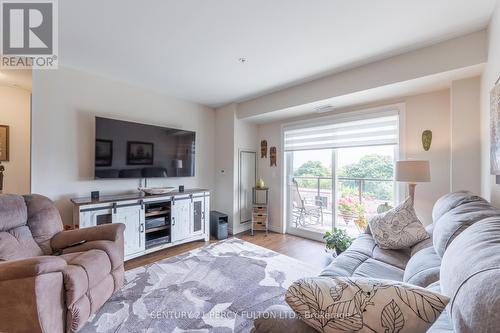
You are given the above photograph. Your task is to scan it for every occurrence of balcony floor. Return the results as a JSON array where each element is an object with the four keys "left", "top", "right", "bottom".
[{"left": 291, "top": 211, "right": 364, "bottom": 238}]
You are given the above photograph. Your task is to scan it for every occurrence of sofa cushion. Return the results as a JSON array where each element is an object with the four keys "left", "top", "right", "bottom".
[
  {"left": 321, "top": 233, "right": 410, "bottom": 281},
  {"left": 0, "top": 226, "right": 43, "bottom": 261},
  {"left": 431, "top": 191, "right": 484, "bottom": 223},
  {"left": 432, "top": 194, "right": 499, "bottom": 257},
  {"left": 410, "top": 224, "right": 434, "bottom": 256},
  {"left": 60, "top": 249, "right": 112, "bottom": 306},
  {"left": 23, "top": 194, "right": 64, "bottom": 255},
  {"left": 285, "top": 276, "right": 449, "bottom": 333},
  {"left": 351, "top": 258, "right": 406, "bottom": 281},
  {"left": 371, "top": 246, "right": 409, "bottom": 270},
  {"left": 440, "top": 216, "right": 500, "bottom": 333},
  {"left": 403, "top": 246, "right": 441, "bottom": 287},
  {"left": 0, "top": 194, "right": 27, "bottom": 231},
  {"left": 425, "top": 282, "right": 454, "bottom": 333},
  {"left": 369, "top": 197, "right": 429, "bottom": 250}
]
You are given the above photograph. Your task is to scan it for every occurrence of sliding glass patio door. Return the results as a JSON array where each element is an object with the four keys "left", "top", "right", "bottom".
[
  {"left": 284, "top": 109, "right": 400, "bottom": 241},
  {"left": 286, "top": 149, "right": 336, "bottom": 240}
]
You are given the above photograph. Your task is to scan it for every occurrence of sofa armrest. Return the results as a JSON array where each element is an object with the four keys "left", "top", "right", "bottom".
[
  {"left": 61, "top": 239, "right": 124, "bottom": 270},
  {"left": 0, "top": 256, "right": 67, "bottom": 281},
  {"left": 0, "top": 260, "right": 65, "bottom": 333},
  {"left": 51, "top": 223, "right": 125, "bottom": 251}
]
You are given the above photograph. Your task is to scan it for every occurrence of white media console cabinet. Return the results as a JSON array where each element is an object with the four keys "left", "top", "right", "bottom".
[{"left": 71, "top": 189, "right": 210, "bottom": 260}]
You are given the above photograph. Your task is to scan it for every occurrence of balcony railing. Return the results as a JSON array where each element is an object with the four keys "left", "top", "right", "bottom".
[
  {"left": 291, "top": 175, "right": 395, "bottom": 236},
  {"left": 292, "top": 175, "right": 393, "bottom": 204}
]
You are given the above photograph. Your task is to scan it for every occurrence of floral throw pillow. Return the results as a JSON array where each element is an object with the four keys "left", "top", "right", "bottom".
[
  {"left": 368, "top": 197, "right": 429, "bottom": 249},
  {"left": 285, "top": 276, "right": 449, "bottom": 333}
]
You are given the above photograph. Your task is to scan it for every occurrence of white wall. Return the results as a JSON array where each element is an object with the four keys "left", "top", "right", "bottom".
[
  {"left": 233, "top": 116, "right": 258, "bottom": 234},
  {"left": 451, "top": 77, "right": 481, "bottom": 194},
  {"left": 256, "top": 122, "right": 282, "bottom": 232},
  {"left": 0, "top": 85, "right": 31, "bottom": 194},
  {"left": 31, "top": 67, "right": 215, "bottom": 224},
  {"left": 404, "top": 91, "right": 451, "bottom": 223},
  {"left": 213, "top": 104, "right": 236, "bottom": 231},
  {"left": 481, "top": 2, "right": 500, "bottom": 206},
  {"left": 257, "top": 90, "right": 453, "bottom": 228},
  {"left": 213, "top": 104, "right": 258, "bottom": 234}
]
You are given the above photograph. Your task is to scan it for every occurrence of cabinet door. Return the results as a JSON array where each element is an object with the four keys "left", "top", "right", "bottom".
[
  {"left": 191, "top": 197, "right": 204, "bottom": 236},
  {"left": 204, "top": 194, "right": 210, "bottom": 240},
  {"left": 171, "top": 199, "right": 191, "bottom": 242},
  {"left": 113, "top": 205, "right": 145, "bottom": 257},
  {"left": 79, "top": 208, "right": 112, "bottom": 228}
]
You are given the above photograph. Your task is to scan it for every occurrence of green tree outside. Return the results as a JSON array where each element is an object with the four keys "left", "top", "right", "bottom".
[
  {"left": 293, "top": 155, "right": 394, "bottom": 200},
  {"left": 338, "top": 154, "right": 394, "bottom": 200},
  {"left": 338, "top": 154, "right": 393, "bottom": 179},
  {"left": 294, "top": 160, "right": 331, "bottom": 189}
]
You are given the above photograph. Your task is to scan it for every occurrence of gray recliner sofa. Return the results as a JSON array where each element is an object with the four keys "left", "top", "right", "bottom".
[{"left": 253, "top": 191, "right": 500, "bottom": 333}]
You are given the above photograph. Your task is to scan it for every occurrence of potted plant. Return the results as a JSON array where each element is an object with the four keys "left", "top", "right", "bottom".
[
  {"left": 377, "top": 202, "right": 393, "bottom": 214},
  {"left": 323, "top": 228, "right": 354, "bottom": 256},
  {"left": 338, "top": 197, "right": 356, "bottom": 225},
  {"left": 353, "top": 203, "right": 368, "bottom": 232}
]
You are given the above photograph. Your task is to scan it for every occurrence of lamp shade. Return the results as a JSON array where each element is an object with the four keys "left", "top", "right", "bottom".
[{"left": 395, "top": 160, "right": 430, "bottom": 183}]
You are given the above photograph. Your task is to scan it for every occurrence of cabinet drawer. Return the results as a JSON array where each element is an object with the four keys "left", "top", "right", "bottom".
[
  {"left": 253, "top": 206, "right": 267, "bottom": 214},
  {"left": 253, "top": 214, "right": 267, "bottom": 223},
  {"left": 253, "top": 221, "right": 267, "bottom": 230}
]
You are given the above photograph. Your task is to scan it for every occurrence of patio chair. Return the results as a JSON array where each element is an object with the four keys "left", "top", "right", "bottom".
[{"left": 291, "top": 179, "right": 324, "bottom": 228}]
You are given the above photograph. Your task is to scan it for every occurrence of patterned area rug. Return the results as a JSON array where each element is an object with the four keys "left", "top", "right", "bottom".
[{"left": 81, "top": 238, "right": 320, "bottom": 333}]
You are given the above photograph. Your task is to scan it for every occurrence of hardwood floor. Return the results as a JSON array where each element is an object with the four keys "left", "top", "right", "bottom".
[{"left": 124, "top": 231, "right": 328, "bottom": 271}]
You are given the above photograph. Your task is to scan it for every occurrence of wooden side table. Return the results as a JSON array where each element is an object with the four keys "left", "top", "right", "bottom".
[{"left": 251, "top": 187, "right": 269, "bottom": 236}]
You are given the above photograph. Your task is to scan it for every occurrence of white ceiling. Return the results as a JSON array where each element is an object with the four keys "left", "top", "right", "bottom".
[{"left": 60, "top": 0, "right": 498, "bottom": 107}]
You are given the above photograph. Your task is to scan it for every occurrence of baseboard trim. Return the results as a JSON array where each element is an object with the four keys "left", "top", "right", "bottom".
[
  {"left": 268, "top": 224, "right": 283, "bottom": 233},
  {"left": 230, "top": 224, "right": 283, "bottom": 236}
]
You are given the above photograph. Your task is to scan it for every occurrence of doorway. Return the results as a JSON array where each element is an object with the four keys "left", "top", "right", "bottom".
[
  {"left": 283, "top": 108, "right": 402, "bottom": 241},
  {"left": 286, "top": 146, "right": 397, "bottom": 240},
  {"left": 0, "top": 69, "right": 32, "bottom": 194}
]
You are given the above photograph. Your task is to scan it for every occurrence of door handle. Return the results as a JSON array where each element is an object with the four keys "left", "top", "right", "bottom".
[
  {"left": 140, "top": 223, "right": 144, "bottom": 233},
  {"left": 172, "top": 216, "right": 175, "bottom": 226}
]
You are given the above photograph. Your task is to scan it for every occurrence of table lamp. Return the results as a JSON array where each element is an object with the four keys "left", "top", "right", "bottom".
[
  {"left": 395, "top": 160, "right": 430, "bottom": 201},
  {"left": 174, "top": 159, "right": 183, "bottom": 177}
]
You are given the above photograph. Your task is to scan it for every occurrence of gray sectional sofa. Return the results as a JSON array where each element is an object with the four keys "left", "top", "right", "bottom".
[{"left": 253, "top": 191, "right": 500, "bottom": 333}]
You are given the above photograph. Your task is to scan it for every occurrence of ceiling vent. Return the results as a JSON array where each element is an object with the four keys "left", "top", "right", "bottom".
[{"left": 314, "top": 105, "right": 335, "bottom": 113}]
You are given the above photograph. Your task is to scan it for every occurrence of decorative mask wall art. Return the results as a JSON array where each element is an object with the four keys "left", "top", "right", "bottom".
[
  {"left": 422, "top": 130, "right": 432, "bottom": 151},
  {"left": 270, "top": 147, "right": 277, "bottom": 167},
  {"left": 260, "top": 140, "right": 268, "bottom": 158}
]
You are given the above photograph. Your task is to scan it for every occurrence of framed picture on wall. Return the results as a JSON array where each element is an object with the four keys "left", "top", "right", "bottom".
[
  {"left": 0, "top": 125, "right": 9, "bottom": 162},
  {"left": 95, "top": 139, "right": 113, "bottom": 166},
  {"left": 127, "top": 141, "right": 154, "bottom": 165}
]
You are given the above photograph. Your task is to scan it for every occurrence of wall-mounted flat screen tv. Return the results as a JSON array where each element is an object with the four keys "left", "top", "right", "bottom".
[{"left": 94, "top": 117, "right": 195, "bottom": 179}]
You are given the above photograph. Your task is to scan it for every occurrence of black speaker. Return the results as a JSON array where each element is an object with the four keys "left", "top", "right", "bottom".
[
  {"left": 179, "top": 185, "right": 184, "bottom": 192},
  {"left": 91, "top": 191, "right": 100, "bottom": 200}
]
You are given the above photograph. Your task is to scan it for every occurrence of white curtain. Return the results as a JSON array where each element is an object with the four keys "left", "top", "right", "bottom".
[{"left": 284, "top": 110, "right": 399, "bottom": 151}]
